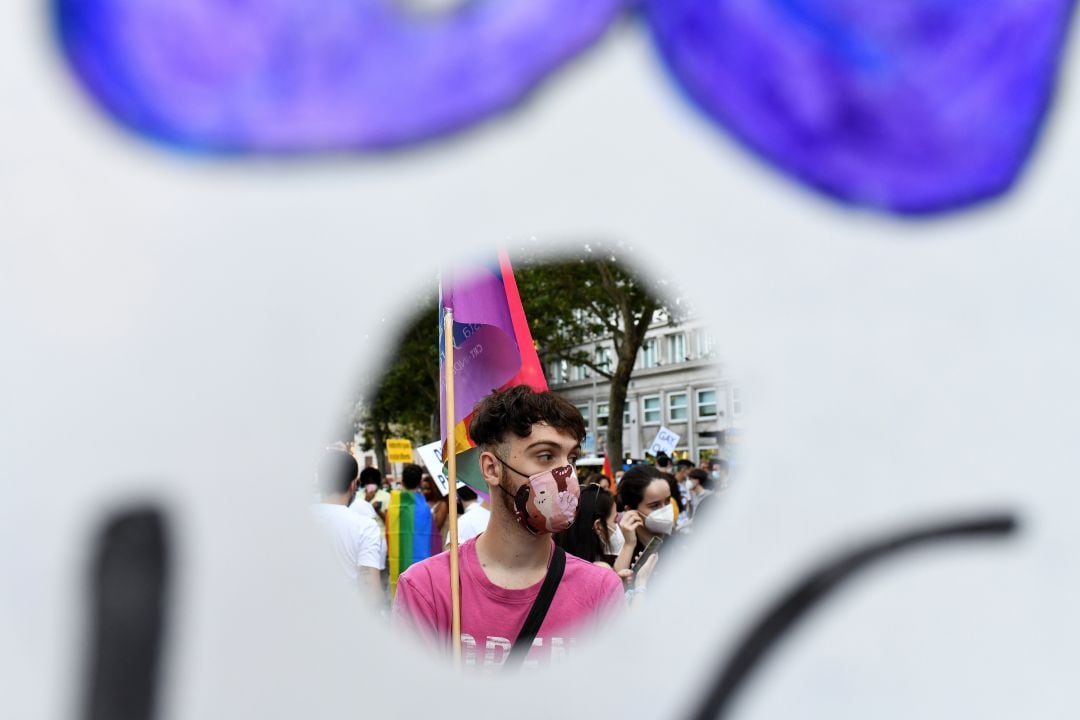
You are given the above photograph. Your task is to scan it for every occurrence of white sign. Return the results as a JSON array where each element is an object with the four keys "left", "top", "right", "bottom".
[
  {"left": 647, "top": 426, "right": 680, "bottom": 457},
  {"left": 416, "top": 440, "right": 465, "bottom": 497}
]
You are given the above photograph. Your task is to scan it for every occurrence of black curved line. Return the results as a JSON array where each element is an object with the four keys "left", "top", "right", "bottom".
[
  {"left": 83, "top": 507, "right": 169, "bottom": 720},
  {"left": 690, "top": 511, "right": 1019, "bottom": 720}
]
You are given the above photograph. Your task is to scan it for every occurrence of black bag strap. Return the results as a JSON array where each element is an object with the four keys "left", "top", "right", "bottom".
[{"left": 504, "top": 546, "right": 565, "bottom": 669}]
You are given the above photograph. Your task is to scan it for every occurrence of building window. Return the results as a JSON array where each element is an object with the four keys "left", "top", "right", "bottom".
[
  {"left": 576, "top": 403, "right": 591, "bottom": 426},
  {"left": 642, "top": 395, "right": 661, "bottom": 424},
  {"left": 623, "top": 403, "right": 631, "bottom": 426},
  {"left": 697, "top": 331, "right": 715, "bottom": 359},
  {"left": 641, "top": 338, "right": 659, "bottom": 368},
  {"left": 595, "top": 346, "right": 613, "bottom": 374},
  {"left": 571, "top": 363, "right": 590, "bottom": 381},
  {"left": 668, "top": 392, "right": 688, "bottom": 422},
  {"left": 548, "top": 360, "right": 567, "bottom": 385},
  {"left": 732, "top": 386, "right": 743, "bottom": 417},
  {"left": 667, "top": 333, "right": 687, "bottom": 363},
  {"left": 696, "top": 389, "right": 718, "bottom": 418},
  {"left": 596, "top": 402, "right": 609, "bottom": 429}
]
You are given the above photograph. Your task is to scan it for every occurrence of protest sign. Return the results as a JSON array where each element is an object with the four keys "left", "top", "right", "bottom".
[
  {"left": 417, "top": 440, "right": 464, "bottom": 497},
  {"left": 647, "top": 426, "right": 680, "bottom": 457},
  {"left": 386, "top": 438, "right": 414, "bottom": 464}
]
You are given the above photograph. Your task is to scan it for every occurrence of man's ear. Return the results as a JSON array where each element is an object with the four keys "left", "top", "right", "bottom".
[{"left": 479, "top": 449, "right": 503, "bottom": 490}]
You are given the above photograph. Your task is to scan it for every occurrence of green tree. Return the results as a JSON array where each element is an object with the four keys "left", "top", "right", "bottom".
[
  {"left": 352, "top": 293, "right": 441, "bottom": 473},
  {"left": 515, "top": 251, "right": 672, "bottom": 466},
  {"left": 351, "top": 250, "right": 673, "bottom": 472}
]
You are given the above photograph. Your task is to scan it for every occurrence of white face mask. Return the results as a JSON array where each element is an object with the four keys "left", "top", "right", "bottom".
[
  {"left": 643, "top": 503, "right": 675, "bottom": 535},
  {"left": 602, "top": 522, "right": 625, "bottom": 555}
]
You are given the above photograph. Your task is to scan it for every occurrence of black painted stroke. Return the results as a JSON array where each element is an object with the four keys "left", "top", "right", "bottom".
[
  {"left": 690, "top": 512, "right": 1018, "bottom": 720},
  {"left": 83, "top": 507, "right": 169, "bottom": 720}
]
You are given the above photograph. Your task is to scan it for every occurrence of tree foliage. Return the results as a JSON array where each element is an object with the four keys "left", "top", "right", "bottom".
[
  {"left": 515, "top": 251, "right": 672, "bottom": 464},
  {"left": 350, "top": 249, "right": 673, "bottom": 471},
  {"left": 352, "top": 293, "right": 440, "bottom": 472}
]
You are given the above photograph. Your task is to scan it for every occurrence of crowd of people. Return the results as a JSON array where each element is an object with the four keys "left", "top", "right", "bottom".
[{"left": 310, "top": 385, "right": 728, "bottom": 669}]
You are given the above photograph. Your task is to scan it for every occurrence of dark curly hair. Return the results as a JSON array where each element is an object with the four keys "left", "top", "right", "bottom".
[
  {"left": 401, "top": 463, "right": 423, "bottom": 490},
  {"left": 358, "top": 466, "right": 382, "bottom": 486},
  {"left": 689, "top": 467, "right": 714, "bottom": 491},
  {"left": 554, "top": 484, "right": 614, "bottom": 563},
  {"left": 317, "top": 449, "right": 358, "bottom": 495},
  {"left": 616, "top": 464, "right": 667, "bottom": 512},
  {"left": 468, "top": 384, "right": 586, "bottom": 449}
]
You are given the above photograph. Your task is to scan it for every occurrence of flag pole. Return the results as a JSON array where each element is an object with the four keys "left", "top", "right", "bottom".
[{"left": 443, "top": 309, "right": 462, "bottom": 666}]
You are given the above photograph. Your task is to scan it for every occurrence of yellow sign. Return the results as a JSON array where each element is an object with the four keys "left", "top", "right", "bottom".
[{"left": 386, "top": 438, "right": 414, "bottom": 464}]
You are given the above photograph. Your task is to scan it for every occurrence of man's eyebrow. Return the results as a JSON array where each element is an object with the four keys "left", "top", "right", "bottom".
[{"left": 523, "top": 440, "right": 579, "bottom": 452}]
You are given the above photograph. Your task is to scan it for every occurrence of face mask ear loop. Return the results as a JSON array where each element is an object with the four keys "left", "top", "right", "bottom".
[
  {"left": 486, "top": 452, "right": 516, "bottom": 496},
  {"left": 495, "top": 454, "right": 530, "bottom": 481}
]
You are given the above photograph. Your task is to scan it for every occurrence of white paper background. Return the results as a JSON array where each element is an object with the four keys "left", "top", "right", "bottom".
[{"left": 2, "top": 3, "right": 1078, "bottom": 718}]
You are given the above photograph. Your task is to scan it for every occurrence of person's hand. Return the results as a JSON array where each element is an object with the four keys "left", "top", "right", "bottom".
[
  {"left": 616, "top": 569, "right": 634, "bottom": 586},
  {"left": 619, "top": 510, "right": 642, "bottom": 544},
  {"left": 633, "top": 553, "right": 658, "bottom": 591}
]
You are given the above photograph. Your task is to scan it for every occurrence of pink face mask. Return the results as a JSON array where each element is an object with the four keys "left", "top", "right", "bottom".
[{"left": 499, "top": 459, "right": 581, "bottom": 535}]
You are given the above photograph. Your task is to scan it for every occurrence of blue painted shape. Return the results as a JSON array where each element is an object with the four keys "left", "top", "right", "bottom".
[
  {"left": 644, "top": 0, "right": 1077, "bottom": 214},
  {"left": 55, "top": 0, "right": 623, "bottom": 153}
]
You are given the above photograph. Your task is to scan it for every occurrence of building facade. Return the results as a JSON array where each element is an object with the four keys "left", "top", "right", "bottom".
[{"left": 545, "top": 313, "right": 742, "bottom": 466}]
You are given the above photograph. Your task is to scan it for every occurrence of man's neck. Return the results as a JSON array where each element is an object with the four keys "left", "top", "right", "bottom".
[
  {"left": 322, "top": 493, "right": 350, "bottom": 507},
  {"left": 474, "top": 508, "right": 551, "bottom": 590}
]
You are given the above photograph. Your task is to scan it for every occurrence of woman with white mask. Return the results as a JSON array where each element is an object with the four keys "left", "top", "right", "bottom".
[
  {"left": 616, "top": 465, "right": 676, "bottom": 556},
  {"left": 554, "top": 485, "right": 657, "bottom": 606},
  {"left": 554, "top": 484, "right": 636, "bottom": 572}
]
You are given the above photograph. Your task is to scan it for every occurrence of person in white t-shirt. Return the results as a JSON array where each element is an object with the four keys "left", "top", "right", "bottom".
[
  {"left": 350, "top": 467, "right": 383, "bottom": 521},
  {"left": 311, "top": 449, "right": 384, "bottom": 605},
  {"left": 349, "top": 466, "right": 389, "bottom": 568},
  {"left": 445, "top": 485, "right": 490, "bottom": 548}
]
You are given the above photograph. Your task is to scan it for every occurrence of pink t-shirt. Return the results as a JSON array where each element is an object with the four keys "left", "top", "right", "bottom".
[{"left": 393, "top": 536, "right": 624, "bottom": 670}]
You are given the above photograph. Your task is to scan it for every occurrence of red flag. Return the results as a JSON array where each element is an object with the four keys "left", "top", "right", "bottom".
[{"left": 439, "top": 249, "right": 546, "bottom": 491}]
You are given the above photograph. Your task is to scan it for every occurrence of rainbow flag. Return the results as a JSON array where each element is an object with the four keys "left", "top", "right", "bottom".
[
  {"left": 386, "top": 489, "right": 437, "bottom": 601},
  {"left": 440, "top": 249, "right": 547, "bottom": 491}
]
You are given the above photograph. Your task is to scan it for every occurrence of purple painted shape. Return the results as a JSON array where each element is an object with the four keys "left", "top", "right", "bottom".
[
  {"left": 645, "top": 0, "right": 1076, "bottom": 214},
  {"left": 439, "top": 263, "right": 520, "bottom": 438},
  {"left": 56, "top": 0, "right": 623, "bottom": 152}
]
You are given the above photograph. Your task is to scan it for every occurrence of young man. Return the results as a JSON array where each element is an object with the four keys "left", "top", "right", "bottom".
[
  {"left": 349, "top": 466, "right": 381, "bottom": 521},
  {"left": 686, "top": 467, "right": 716, "bottom": 521},
  {"left": 671, "top": 458, "right": 695, "bottom": 530},
  {"left": 674, "top": 458, "right": 694, "bottom": 507},
  {"left": 709, "top": 457, "right": 731, "bottom": 491},
  {"left": 386, "top": 463, "right": 440, "bottom": 599},
  {"left": 310, "top": 449, "right": 384, "bottom": 604},
  {"left": 393, "top": 385, "right": 624, "bottom": 669}
]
